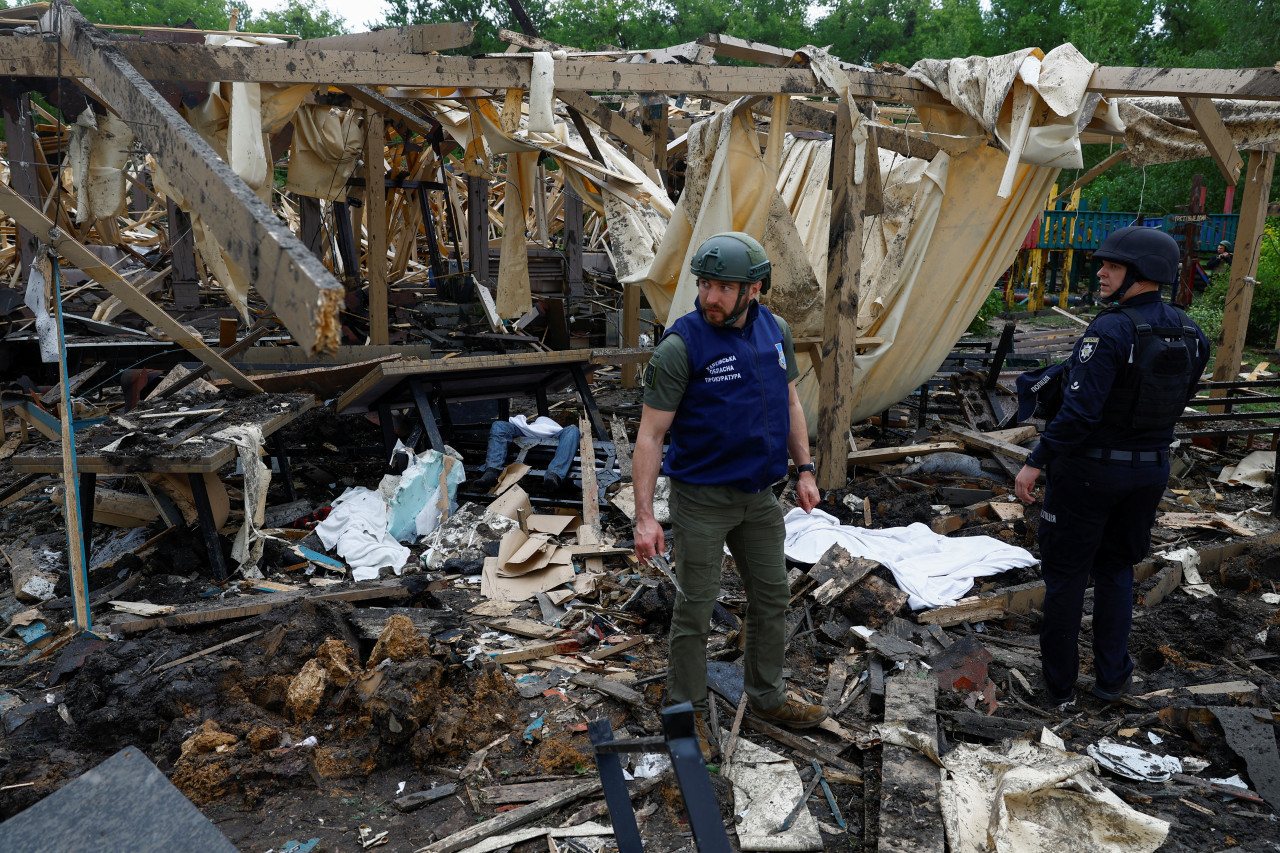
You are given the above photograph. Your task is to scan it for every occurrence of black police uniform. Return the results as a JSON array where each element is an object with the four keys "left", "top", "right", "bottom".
[{"left": 1026, "top": 291, "right": 1209, "bottom": 702}]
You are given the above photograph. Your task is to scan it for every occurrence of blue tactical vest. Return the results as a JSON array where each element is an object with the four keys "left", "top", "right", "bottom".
[{"left": 661, "top": 300, "right": 791, "bottom": 493}]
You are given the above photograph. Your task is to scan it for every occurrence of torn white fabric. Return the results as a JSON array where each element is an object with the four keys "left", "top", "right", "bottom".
[
  {"left": 67, "top": 109, "right": 134, "bottom": 223},
  {"left": 1218, "top": 450, "right": 1275, "bottom": 487},
  {"left": 527, "top": 52, "right": 555, "bottom": 133},
  {"left": 1087, "top": 739, "right": 1183, "bottom": 782},
  {"left": 212, "top": 424, "right": 272, "bottom": 577},
  {"left": 508, "top": 415, "right": 564, "bottom": 438},
  {"left": 782, "top": 508, "right": 1036, "bottom": 610},
  {"left": 286, "top": 105, "right": 364, "bottom": 201},
  {"left": 725, "top": 736, "right": 824, "bottom": 851},
  {"left": 1119, "top": 98, "right": 1280, "bottom": 168},
  {"left": 315, "top": 488, "right": 410, "bottom": 581},
  {"left": 25, "top": 257, "right": 58, "bottom": 364},
  {"left": 939, "top": 739, "right": 1169, "bottom": 853}
]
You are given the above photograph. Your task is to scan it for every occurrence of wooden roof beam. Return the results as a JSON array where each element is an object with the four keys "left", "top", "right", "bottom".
[
  {"left": 0, "top": 33, "right": 942, "bottom": 102},
  {"left": 1179, "top": 96, "right": 1245, "bottom": 183},
  {"left": 1089, "top": 66, "right": 1280, "bottom": 100},
  {"left": 40, "top": 1, "right": 343, "bottom": 355},
  {"left": 292, "top": 22, "right": 476, "bottom": 53}
]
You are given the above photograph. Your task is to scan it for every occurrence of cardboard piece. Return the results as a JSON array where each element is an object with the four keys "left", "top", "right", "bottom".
[
  {"left": 496, "top": 528, "right": 572, "bottom": 577},
  {"left": 481, "top": 555, "right": 575, "bottom": 602},
  {"left": 493, "top": 462, "right": 531, "bottom": 495},
  {"left": 526, "top": 512, "right": 581, "bottom": 535},
  {"left": 488, "top": 484, "right": 533, "bottom": 522}
]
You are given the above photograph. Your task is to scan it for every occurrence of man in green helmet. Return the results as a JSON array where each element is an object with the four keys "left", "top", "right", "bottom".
[{"left": 632, "top": 232, "right": 825, "bottom": 756}]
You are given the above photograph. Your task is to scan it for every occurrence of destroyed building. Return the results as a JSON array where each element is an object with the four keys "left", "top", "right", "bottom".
[{"left": 1, "top": 3, "right": 1280, "bottom": 851}]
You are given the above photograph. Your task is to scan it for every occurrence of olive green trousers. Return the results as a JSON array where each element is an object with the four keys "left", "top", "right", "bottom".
[{"left": 667, "top": 480, "right": 789, "bottom": 714}]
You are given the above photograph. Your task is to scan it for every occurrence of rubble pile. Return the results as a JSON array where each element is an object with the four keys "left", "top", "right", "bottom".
[{"left": 0, "top": 325, "right": 1277, "bottom": 851}]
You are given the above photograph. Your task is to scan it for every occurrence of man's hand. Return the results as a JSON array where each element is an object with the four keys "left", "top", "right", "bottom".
[
  {"left": 1014, "top": 464, "right": 1042, "bottom": 504},
  {"left": 796, "top": 471, "right": 820, "bottom": 512},
  {"left": 633, "top": 516, "right": 665, "bottom": 561}
]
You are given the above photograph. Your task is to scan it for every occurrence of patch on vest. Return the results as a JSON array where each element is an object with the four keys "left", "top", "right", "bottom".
[
  {"left": 1078, "top": 336, "right": 1100, "bottom": 363},
  {"left": 1040, "top": 510, "right": 1057, "bottom": 523},
  {"left": 775, "top": 342, "right": 786, "bottom": 370}
]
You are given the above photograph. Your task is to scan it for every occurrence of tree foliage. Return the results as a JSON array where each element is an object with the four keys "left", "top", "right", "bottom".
[{"left": 71, "top": 0, "right": 347, "bottom": 37}]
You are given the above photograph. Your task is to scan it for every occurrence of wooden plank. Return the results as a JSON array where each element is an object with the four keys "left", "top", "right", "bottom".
[
  {"left": 292, "top": 23, "right": 476, "bottom": 53},
  {"left": 490, "top": 639, "right": 581, "bottom": 663},
  {"left": 1216, "top": 152, "right": 1274, "bottom": 368},
  {"left": 1179, "top": 97, "right": 1244, "bottom": 183},
  {"left": 155, "top": 629, "right": 264, "bottom": 672},
  {"left": 480, "top": 616, "right": 564, "bottom": 639},
  {"left": 847, "top": 441, "right": 963, "bottom": 466},
  {"left": 44, "top": 6, "right": 344, "bottom": 356},
  {"left": 879, "top": 664, "right": 944, "bottom": 853},
  {"left": 114, "top": 579, "right": 410, "bottom": 634},
  {"left": 338, "top": 84, "right": 439, "bottom": 141},
  {"left": 1138, "top": 561, "right": 1183, "bottom": 608},
  {"left": 578, "top": 413, "right": 600, "bottom": 542},
  {"left": 817, "top": 99, "right": 868, "bottom": 490},
  {"left": 556, "top": 90, "right": 650, "bottom": 155},
  {"left": 1, "top": 34, "right": 941, "bottom": 101},
  {"left": 742, "top": 715, "right": 863, "bottom": 779},
  {"left": 946, "top": 425, "right": 1031, "bottom": 462},
  {"left": 1052, "top": 148, "right": 1128, "bottom": 203},
  {"left": 479, "top": 780, "right": 583, "bottom": 804},
  {"left": 585, "top": 635, "right": 645, "bottom": 660},
  {"left": 412, "top": 777, "right": 603, "bottom": 853},
  {"left": 0, "top": 184, "right": 261, "bottom": 391},
  {"left": 1088, "top": 66, "right": 1280, "bottom": 101},
  {"left": 364, "top": 109, "right": 389, "bottom": 345}
]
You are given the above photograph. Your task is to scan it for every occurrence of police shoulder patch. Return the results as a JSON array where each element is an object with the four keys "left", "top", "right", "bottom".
[
  {"left": 1078, "top": 336, "right": 1100, "bottom": 363},
  {"left": 643, "top": 362, "right": 656, "bottom": 385}
]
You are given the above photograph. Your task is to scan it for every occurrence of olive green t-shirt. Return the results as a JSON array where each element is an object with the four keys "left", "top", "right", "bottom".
[{"left": 642, "top": 311, "right": 800, "bottom": 412}]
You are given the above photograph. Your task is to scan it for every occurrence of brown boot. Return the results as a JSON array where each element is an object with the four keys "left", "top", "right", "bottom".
[
  {"left": 694, "top": 712, "right": 719, "bottom": 761},
  {"left": 749, "top": 695, "right": 827, "bottom": 729}
]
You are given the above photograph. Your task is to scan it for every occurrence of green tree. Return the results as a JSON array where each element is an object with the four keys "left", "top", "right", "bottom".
[
  {"left": 73, "top": 0, "right": 237, "bottom": 30},
  {"left": 241, "top": 0, "right": 348, "bottom": 37}
]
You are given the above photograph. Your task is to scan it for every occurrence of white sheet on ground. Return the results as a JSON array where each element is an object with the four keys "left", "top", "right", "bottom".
[
  {"left": 315, "top": 488, "right": 410, "bottom": 581},
  {"left": 782, "top": 508, "right": 1037, "bottom": 610}
]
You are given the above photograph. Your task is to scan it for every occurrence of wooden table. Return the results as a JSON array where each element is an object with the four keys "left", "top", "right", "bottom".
[
  {"left": 336, "top": 350, "right": 618, "bottom": 457},
  {"left": 13, "top": 393, "right": 314, "bottom": 580}
]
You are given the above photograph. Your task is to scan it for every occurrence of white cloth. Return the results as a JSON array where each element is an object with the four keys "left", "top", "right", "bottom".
[
  {"left": 782, "top": 508, "right": 1037, "bottom": 610},
  {"left": 509, "top": 415, "right": 564, "bottom": 438},
  {"left": 315, "top": 487, "right": 410, "bottom": 581}
]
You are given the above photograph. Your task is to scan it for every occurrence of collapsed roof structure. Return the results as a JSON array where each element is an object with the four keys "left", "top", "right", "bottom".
[
  {"left": 0, "top": 1, "right": 1275, "bottom": 490},
  {"left": 2, "top": 4, "right": 1280, "bottom": 850}
]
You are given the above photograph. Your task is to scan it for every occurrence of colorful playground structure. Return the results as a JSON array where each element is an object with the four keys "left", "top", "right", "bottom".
[{"left": 1004, "top": 187, "right": 1239, "bottom": 310}]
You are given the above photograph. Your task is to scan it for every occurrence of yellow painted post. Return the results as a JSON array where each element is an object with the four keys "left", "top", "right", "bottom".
[{"left": 1059, "top": 188, "right": 1081, "bottom": 309}]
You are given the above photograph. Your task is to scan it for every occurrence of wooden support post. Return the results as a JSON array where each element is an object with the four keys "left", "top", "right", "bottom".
[
  {"left": 564, "top": 188, "right": 584, "bottom": 300},
  {"left": 815, "top": 100, "right": 868, "bottom": 491},
  {"left": 1179, "top": 97, "right": 1245, "bottom": 184},
  {"left": 468, "top": 173, "right": 490, "bottom": 284},
  {"left": 1, "top": 83, "right": 39, "bottom": 280},
  {"left": 1215, "top": 151, "right": 1276, "bottom": 406},
  {"left": 299, "top": 195, "right": 324, "bottom": 259},
  {"left": 44, "top": 1, "right": 343, "bottom": 355},
  {"left": 165, "top": 198, "right": 200, "bottom": 310},
  {"left": 364, "top": 110, "right": 389, "bottom": 345},
  {"left": 622, "top": 282, "right": 641, "bottom": 388},
  {"left": 764, "top": 94, "right": 790, "bottom": 174}
]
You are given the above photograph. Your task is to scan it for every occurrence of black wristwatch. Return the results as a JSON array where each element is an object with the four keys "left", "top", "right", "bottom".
[{"left": 797, "top": 463, "right": 816, "bottom": 474}]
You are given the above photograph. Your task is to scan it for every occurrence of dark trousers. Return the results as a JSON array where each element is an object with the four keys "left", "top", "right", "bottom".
[{"left": 1038, "top": 454, "right": 1169, "bottom": 699}]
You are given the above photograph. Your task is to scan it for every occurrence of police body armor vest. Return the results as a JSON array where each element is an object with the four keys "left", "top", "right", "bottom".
[{"left": 1099, "top": 305, "right": 1200, "bottom": 430}]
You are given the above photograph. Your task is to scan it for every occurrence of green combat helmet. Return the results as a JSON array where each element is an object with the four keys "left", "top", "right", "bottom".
[{"left": 689, "top": 232, "right": 772, "bottom": 326}]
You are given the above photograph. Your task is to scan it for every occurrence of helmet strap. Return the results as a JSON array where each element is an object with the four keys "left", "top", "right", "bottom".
[
  {"left": 717, "top": 284, "right": 753, "bottom": 327},
  {"left": 1106, "top": 268, "right": 1142, "bottom": 304}
]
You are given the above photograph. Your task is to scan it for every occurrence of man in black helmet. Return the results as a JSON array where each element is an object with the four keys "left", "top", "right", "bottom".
[
  {"left": 633, "top": 232, "right": 825, "bottom": 752},
  {"left": 1014, "top": 226, "right": 1209, "bottom": 708}
]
